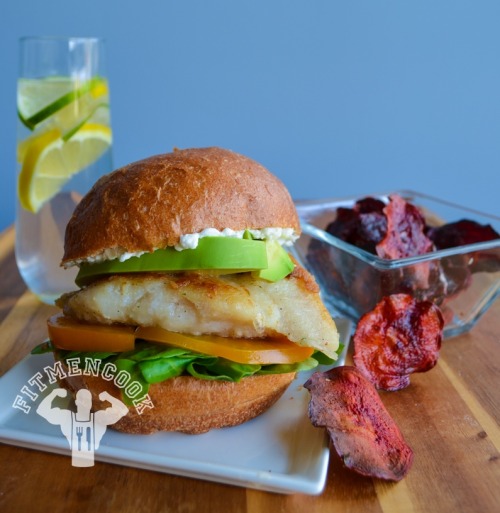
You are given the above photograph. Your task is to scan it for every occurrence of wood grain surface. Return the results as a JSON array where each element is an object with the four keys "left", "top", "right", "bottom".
[{"left": 0, "top": 225, "right": 499, "bottom": 513}]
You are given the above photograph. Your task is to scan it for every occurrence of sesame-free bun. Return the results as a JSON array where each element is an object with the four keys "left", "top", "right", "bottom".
[
  {"left": 62, "top": 147, "right": 300, "bottom": 266},
  {"left": 60, "top": 368, "right": 296, "bottom": 434}
]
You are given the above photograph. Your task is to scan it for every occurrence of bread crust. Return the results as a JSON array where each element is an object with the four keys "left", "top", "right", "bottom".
[
  {"left": 62, "top": 147, "right": 300, "bottom": 265},
  {"left": 59, "top": 369, "right": 296, "bottom": 434}
]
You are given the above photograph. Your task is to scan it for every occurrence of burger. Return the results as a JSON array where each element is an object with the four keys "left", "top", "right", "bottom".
[{"left": 42, "top": 147, "right": 340, "bottom": 434}]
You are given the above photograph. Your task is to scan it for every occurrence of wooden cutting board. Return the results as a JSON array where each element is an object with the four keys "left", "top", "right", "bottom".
[{"left": 0, "top": 225, "right": 499, "bottom": 513}]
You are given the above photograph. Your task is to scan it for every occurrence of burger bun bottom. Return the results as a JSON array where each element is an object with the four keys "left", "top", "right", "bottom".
[{"left": 59, "top": 370, "right": 296, "bottom": 434}]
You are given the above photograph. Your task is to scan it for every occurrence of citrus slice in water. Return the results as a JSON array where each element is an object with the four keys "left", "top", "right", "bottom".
[
  {"left": 18, "top": 76, "right": 108, "bottom": 130},
  {"left": 18, "top": 123, "right": 112, "bottom": 213}
]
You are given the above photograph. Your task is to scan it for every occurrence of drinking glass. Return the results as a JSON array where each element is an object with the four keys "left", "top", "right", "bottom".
[{"left": 15, "top": 36, "right": 113, "bottom": 304}]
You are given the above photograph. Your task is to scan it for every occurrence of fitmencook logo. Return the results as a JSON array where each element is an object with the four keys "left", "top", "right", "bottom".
[{"left": 12, "top": 357, "right": 154, "bottom": 467}]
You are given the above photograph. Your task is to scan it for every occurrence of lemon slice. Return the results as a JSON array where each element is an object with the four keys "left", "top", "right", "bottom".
[
  {"left": 18, "top": 123, "right": 112, "bottom": 213},
  {"left": 18, "top": 76, "right": 108, "bottom": 130}
]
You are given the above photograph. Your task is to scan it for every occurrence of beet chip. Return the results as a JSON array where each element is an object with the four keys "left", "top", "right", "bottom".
[
  {"left": 353, "top": 294, "right": 444, "bottom": 391},
  {"left": 326, "top": 200, "right": 387, "bottom": 254},
  {"left": 304, "top": 366, "right": 414, "bottom": 481},
  {"left": 376, "top": 194, "right": 433, "bottom": 259},
  {"left": 427, "top": 219, "right": 499, "bottom": 249},
  {"left": 427, "top": 219, "right": 500, "bottom": 274}
]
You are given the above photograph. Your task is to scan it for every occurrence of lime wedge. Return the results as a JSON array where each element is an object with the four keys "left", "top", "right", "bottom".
[
  {"left": 18, "top": 76, "right": 108, "bottom": 130},
  {"left": 62, "top": 102, "right": 110, "bottom": 141},
  {"left": 18, "top": 77, "right": 74, "bottom": 121},
  {"left": 18, "top": 123, "right": 112, "bottom": 213}
]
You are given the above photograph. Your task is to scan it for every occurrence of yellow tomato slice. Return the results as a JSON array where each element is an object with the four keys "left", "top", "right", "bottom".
[
  {"left": 135, "top": 326, "right": 314, "bottom": 364},
  {"left": 47, "top": 313, "right": 136, "bottom": 352},
  {"left": 47, "top": 314, "right": 314, "bottom": 364}
]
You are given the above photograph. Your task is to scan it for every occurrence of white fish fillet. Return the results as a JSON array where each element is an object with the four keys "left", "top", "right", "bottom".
[{"left": 58, "top": 267, "right": 339, "bottom": 359}]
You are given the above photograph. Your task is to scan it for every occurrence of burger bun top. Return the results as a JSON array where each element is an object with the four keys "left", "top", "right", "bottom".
[{"left": 62, "top": 147, "right": 300, "bottom": 266}]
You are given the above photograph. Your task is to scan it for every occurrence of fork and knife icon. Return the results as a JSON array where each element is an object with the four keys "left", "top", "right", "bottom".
[{"left": 75, "top": 426, "right": 92, "bottom": 451}]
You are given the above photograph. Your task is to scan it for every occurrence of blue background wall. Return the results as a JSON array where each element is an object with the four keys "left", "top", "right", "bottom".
[{"left": 1, "top": 1, "right": 499, "bottom": 233}]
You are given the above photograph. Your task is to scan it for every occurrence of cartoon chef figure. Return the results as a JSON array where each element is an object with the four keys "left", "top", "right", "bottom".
[{"left": 37, "top": 388, "right": 128, "bottom": 467}]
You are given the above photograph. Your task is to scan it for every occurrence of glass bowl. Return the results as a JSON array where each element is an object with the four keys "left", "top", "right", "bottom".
[{"left": 293, "top": 190, "right": 500, "bottom": 338}]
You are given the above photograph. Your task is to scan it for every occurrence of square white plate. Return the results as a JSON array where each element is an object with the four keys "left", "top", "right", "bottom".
[{"left": 0, "top": 318, "right": 351, "bottom": 495}]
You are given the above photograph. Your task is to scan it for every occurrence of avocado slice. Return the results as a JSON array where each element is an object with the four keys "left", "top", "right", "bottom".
[
  {"left": 255, "top": 241, "right": 295, "bottom": 282},
  {"left": 75, "top": 237, "right": 268, "bottom": 287}
]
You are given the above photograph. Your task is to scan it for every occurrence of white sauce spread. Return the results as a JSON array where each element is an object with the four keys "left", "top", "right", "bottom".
[{"left": 174, "top": 227, "right": 299, "bottom": 251}]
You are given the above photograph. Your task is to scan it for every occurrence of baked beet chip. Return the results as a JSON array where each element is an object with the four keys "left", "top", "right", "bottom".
[
  {"left": 304, "top": 366, "right": 414, "bottom": 481},
  {"left": 376, "top": 194, "right": 433, "bottom": 260},
  {"left": 353, "top": 294, "right": 444, "bottom": 391},
  {"left": 326, "top": 197, "right": 387, "bottom": 253},
  {"left": 427, "top": 219, "right": 500, "bottom": 274},
  {"left": 427, "top": 219, "right": 499, "bottom": 249}
]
